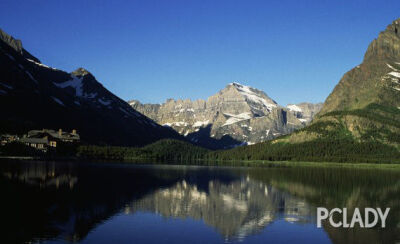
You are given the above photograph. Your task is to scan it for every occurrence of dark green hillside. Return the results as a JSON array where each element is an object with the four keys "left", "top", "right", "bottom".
[
  {"left": 208, "top": 18, "right": 400, "bottom": 164},
  {"left": 77, "top": 139, "right": 208, "bottom": 162},
  {"left": 207, "top": 103, "right": 400, "bottom": 163}
]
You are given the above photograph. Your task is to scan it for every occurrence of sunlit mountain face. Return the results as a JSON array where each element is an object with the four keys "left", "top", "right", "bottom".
[
  {"left": 0, "top": 160, "right": 399, "bottom": 244},
  {"left": 130, "top": 82, "right": 322, "bottom": 149}
]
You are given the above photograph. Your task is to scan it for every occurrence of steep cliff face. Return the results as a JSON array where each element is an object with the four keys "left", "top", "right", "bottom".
[
  {"left": 130, "top": 83, "right": 322, "bottom": 149},
  {"left": 320, "top": 18, "right": 400, "bottom": 115},
  {"left": 279, "top": 18, "right": 400, "bottom": 148}
]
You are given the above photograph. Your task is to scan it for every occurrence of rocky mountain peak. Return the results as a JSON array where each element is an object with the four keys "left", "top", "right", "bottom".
[
  {"left": 71, "top": 67, "right": 92, "bottom": 77},
  {"left": 364, "top": 18, "right": 400, "bottom": 61},
  {"left": 226, "top": 82, "right": 278, "bottom": 112},
  {"left": 319, "top": 17, "right": 400, "bottom": 115},
  {"left": 276, "top": 18, "right": 400, "bottom": 152},
  {"left": 130, "top": 83, "right": 321, "bottom": 149},
  {"left": 0, "top": 28, "right": 23, "bottom": 54},
  {"left": 128, "top": 99, "right": 140, "bottom": 106},
  {"left": 0, "top": 28, "right": 182, "bottom": 146},
  {"left": 0, "top": 28, "right": 40, "bottom": 63}
]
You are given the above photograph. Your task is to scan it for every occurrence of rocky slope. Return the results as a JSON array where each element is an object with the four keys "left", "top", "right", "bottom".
[
  {"left": 279, "top": 18, "right": 400, "bottom": 147},
  {"left": 130, "top": 82, "right": 322, "bottom": 149},
  {"left": 0, "top": 28, "right": 182, "bottom": 146},
  {"left": 319, "top": 19, "right": 400, "bottom": 115},
  {"left": 216, "top": 18, "right": 400, "bottom": 163}
]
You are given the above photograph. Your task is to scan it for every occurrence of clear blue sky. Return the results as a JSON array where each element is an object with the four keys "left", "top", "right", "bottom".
[{"left": 1, "top": 0, "right": 399, "bottom": 105}]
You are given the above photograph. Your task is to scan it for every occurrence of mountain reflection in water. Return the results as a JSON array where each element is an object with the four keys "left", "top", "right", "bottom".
[
  {"left": 0, "top": 160, "right": 399, "bottom": 244},
  {"left": 126, "top": 179, "right": 314, "bottom": 241}
]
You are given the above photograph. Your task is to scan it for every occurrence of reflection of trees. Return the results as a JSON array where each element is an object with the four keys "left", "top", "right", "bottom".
[
  {"left": 2, "top": 166, "right": 77, "bottom": 189},
  {"left": 0, "top": 161, "right": 187, "bottom": 244},
  {"left": 126, "top": 179, "right": 313, "bottom": 241},
  {"left": 249, "top": 167, "right": 400, "bottom": 244},
  {"left": 324, "top": 180, "right": 400, "bottom": 244},
  {"left": 0, "top": 162, "right": 315, "bottom": 243},
  {"left": 1, "top": 161, "right": 399, "bottom": 244}
]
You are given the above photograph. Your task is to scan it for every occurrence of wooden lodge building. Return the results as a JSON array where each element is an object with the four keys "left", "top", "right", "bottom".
[
  {"left": 0, "top": 134, "right": 18, "bottom": 146},
  {"left": 19, "top": 129, "right": 80, "bottom": 152}
]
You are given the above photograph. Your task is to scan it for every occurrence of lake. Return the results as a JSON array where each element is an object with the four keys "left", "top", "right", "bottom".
[{"left": 0, "top": 160, "right": 399, "bottom": 244}]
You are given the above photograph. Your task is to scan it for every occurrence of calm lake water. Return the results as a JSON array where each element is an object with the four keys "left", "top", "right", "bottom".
[{"left": 0, "top": 160, "right": 399, "bottom": 244}]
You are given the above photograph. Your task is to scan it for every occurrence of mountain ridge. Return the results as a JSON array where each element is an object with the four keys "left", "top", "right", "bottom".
[
  {"left": 0, "top": 28, "right": 182, "bottom": 146},
  {"left": 210, "top": 17, "right": 400, "bottom": 163},
  {"left": 130, "top": 82, "right": 322, "bottom": 149}
]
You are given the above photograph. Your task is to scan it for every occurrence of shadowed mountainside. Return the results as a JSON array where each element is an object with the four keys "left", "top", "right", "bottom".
[{"left": 0, "top": 28, "right": 182, "bottom": 146}]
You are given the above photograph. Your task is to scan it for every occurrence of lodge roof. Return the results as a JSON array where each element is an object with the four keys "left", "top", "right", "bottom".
[
  {"left": 27, "top": 129, "right": 80, "bottom": 141},
  {"left": 19, "top": 137, "right": 48, "bottom": 144}
]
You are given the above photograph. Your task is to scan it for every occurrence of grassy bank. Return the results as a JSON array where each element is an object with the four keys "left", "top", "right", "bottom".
[
  {"left": 208, "top": 160, "right": 400, "bottom": 170},
  {"left": 3, "top": 138, "right": 400, "bottom": 168},
  {"left": 72, "top": 157, "right": 400, "bottom": 171},
  {"left": 76, "top": 138, "right": 400, "bottom": 164}
]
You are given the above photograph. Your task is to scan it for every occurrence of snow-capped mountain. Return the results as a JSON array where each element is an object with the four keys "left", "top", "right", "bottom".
[
  {"left": 286, "top": 102, "right": 323, "bottom": 123},
  {"left": 0, "top": 28, "right": 181, "bottom": 146},
  {"left": 130, "top": 83, "right": 322, "bottom": 149}
]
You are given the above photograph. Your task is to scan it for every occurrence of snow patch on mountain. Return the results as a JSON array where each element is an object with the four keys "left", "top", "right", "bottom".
[
  {"left": 388, "top": 71, "right": 400, "bottom": 78},
  {"left": 231, "top": 82, "right": 277, "bottom": 111},
  {"left": 193, "top": 120, "right": 210, "bottom": 127},
  {"left": 25, "top": 71, "right": 38, "bottom": 83},
  {"left": 130, "top": 82, "right": 322, "bottom": 148},
  {"left": 54, "top": 76, "right": 83, "bottom": 96},
  {"left": 386, "top": 63, "right": 398, "bottom": 70},
  {"left": 119, "top": 107, "right": 132, "bottom": 116},
  {"left": 98, "top": 98, "right": 111, "bottom": 106},
  {"left": 84, "top": 92, "right": 97, "bottom": 99},
  {"left": 163, "top": 121, "right": 189, "bottom": 127},
  {"left": 174, "top": 122, "right": 189, "bottom": 126},
  {"left": 5, "top": 53, "right": 15, "bottom": 61},
  {"left": 287, "top": 104, "right": 302, "bottom": 112},
  {"left": 27, "top": 59, "right": 58, "bottom": 70},
  {"left": 51, "top": 96, "right": 65, "bottom": 106},
  {"left": 223, "top": 112, "right": 251, "bottom": 126},
  {"left": 17, "top": 62, "right": 38, "bottom": 83},
  {"left": 0, "top": 82, "right": 13, "bottom": 89}
]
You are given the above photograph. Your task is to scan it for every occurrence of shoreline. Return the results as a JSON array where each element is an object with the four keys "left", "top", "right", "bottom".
[
  {"left": 2, "top": 156, "right": 400, "bottom": 170},
  {"left": 0, "top": 156, "right": 39, "bottom": 160}
]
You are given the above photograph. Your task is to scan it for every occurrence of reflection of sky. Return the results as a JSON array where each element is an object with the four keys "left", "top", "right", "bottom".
[{"left": 61, "top": 213, "right": 331, "bottom": 244}]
